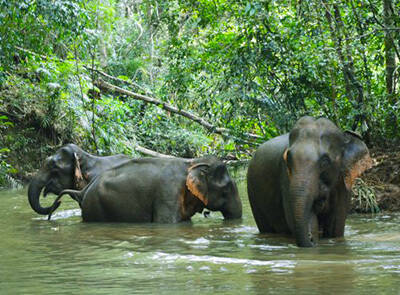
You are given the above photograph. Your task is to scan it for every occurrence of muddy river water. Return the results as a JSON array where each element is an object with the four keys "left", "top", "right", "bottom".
[{"left": 0, "top": 170, "right": 399, "bottom": 294}]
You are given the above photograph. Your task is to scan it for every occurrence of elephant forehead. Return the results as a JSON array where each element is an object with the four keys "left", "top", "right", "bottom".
[
  {"left": 290, "top": 128, "right": 342, "bottom": 150},
  {"left": 291, "top": 117, "right": 340, "bottom": 140},
  {"left": 288, "top": 144, "right": 319, "bottom": 165},
  {"left": 319, "top": 132, "right": 343, "bottom": 151},
  {"left": 289, "top": 138, "right": 341, "bottom": 163},
  {"left": 289, "top": 125, "right": 317, "bottom": 143}
]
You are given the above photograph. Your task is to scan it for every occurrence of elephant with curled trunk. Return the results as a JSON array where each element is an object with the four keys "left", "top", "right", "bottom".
[
  {"left": 28, "top": 144, "right": 131, "bottom": 215},
  {"left": 247, "top": 117, "right": 372, "bottom": 247},
  {"left": 50, "top": 156, "right": 242, "bottom": 222}
]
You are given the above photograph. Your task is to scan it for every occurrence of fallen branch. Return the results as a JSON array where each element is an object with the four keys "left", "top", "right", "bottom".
[
  {"left": 135, "top": 145, "right": 175, "bottom": 158},
  {"left": 96, "top": 79, "right": 263, "bottom": 140},
  {"left": 16, "top": 46, "right": 54, "bottom": 61},
  {"left": 85, "top": 66, "right": 151, "bottom": 94},
  {"left": 96, "top": 79, "right": 227, "bottom": 134}
]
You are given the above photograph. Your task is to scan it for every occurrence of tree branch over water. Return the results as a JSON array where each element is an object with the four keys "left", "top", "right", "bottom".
[{"left": 96, "top": 79, "right": 262, "bottom": 141}]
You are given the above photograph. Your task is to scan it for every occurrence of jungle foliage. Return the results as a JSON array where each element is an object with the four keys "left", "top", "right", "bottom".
[{"left": 0, "top": 0, "right": 399, "bottom": 187}]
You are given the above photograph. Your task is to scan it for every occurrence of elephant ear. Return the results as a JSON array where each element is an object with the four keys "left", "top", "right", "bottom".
[
  {"left": 342, "top": 131, "right": 373, "bottom": 190},
  {"left": 282, "top": 148, "right": 291, "bottom": 178},
  {"left": 74, "top": 152, "right": 88, "bottom": 190},
  {"left": 186, "top": 163, "right": 210, "bottom": 205}
]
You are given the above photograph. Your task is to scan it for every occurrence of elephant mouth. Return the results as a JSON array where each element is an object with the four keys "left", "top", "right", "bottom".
[
  {"left": 43, "top": 181, "right": 59, "bottom": 198},
  {"left": 313, "top": 198, "right": 327, "bottom": 213},
  {"left": 314, "top": 182, "right": 330, "bottom": 212}
]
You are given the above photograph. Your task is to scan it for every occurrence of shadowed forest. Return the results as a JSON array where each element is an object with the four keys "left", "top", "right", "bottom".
[{"left": 0, "top": 0, "right": 399, "bottom": 210}]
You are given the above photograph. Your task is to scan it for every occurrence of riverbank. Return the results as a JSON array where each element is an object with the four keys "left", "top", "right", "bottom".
[{"left": 353, "top": 145, "right": 400, "bottom": 212}]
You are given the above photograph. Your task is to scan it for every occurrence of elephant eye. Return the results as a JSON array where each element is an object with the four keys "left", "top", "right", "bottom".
[
  {"left": 320, "top": 156, "right": 331, "bottom": 169},
  {"left": 53, "top": 160, "right": 70, "bottom": 171},
  {"left": 50, "top": 159, "right": 59, "bottom": 169}
]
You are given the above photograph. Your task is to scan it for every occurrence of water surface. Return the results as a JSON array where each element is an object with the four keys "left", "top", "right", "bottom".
[{"left": 0, "top": 172, "right": 399, "bottom": 294}]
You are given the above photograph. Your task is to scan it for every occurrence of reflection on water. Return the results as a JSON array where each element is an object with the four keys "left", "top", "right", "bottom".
[{"left": 1, "top": 171, "right": 399, "bottom": 294}]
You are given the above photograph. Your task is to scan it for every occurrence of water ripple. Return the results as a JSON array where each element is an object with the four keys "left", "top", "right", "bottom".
[{"left": 151, "top": 251, "right": 297, "bottom": 268}]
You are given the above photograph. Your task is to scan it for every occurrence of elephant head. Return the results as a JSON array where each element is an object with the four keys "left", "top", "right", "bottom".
[
  {"left": 185, "top": 156, "right": 242, "bottom": 220},
  {"left": 282, "top": 117, "right": 371, "bottom": 247},
  {"left": 28, "top": 144, "right": 130, "bottom": 215}
]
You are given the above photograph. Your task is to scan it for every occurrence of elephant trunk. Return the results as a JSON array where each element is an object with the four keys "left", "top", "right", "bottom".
[
  {"left": 292, "top": 195, "right": 313, "bottom": 247},
  {"left": 221, "top": 195, "right": 242, "bottom": 219},
  {"left": 221, "top": 182, "right": 242, "bottom": 220},
  {"left": 290, "top": 175, "right": 318, "bottom": 247},
  {"left": 28, "top": 177, "right": 56, "bottom": 215}
]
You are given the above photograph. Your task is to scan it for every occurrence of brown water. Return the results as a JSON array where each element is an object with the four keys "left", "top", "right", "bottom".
[{"left": 1, "top": 171, "right": 399, "bottom": 294}]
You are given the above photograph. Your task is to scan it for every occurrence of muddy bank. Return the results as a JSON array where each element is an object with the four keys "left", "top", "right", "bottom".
[{"left": 353, "top": 146, "right": 400, "bottom": 212}]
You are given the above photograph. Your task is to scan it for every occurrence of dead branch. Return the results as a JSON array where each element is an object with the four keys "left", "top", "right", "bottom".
[
  {"left": 85, "top": 66, "right": 151, "bottom": 94},
  {"left": 96, "top": 79, "right": 262, "bottom": 141},
  {"left": 96, "top": 79, "right": 227, "bottom": 134},
  {"left": 135, "top": 145, "right": 175, "bottom": 158}
]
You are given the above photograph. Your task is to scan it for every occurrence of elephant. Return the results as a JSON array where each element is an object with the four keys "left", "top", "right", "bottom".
[
  {"left": 48, "top": 156, "right": 242, "bottom": 223},
  {"left": 28, "top": 143, "right": 131, "bottom": 215},
  {"left": 247, "top": 116, "right": 372, "bottom": 247}
]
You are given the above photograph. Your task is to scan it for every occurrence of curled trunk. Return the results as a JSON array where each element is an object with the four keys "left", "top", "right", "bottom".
[{"left": 27, "top": 178, "right": 60, "bottom": 215}]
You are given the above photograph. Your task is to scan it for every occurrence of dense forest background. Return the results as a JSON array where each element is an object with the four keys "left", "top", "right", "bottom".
[{"left": 0, "top": 0, "right": 399, "bottom": 188}]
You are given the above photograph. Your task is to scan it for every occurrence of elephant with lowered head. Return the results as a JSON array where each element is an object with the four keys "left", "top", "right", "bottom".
[
  {"left": 247, "top": 117, "right": 372, "bottom": 247},
  {"left": 28, "top": 144, "right": 131, "bottom": 215},
  {"left": 50, "top": 156, "right": 242, "bottom": 222}
]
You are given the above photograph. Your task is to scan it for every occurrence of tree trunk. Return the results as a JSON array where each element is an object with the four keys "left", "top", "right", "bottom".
[
  {"left": 383, "top": 0, "right": 398, "bottom": 136},
  {"left": 322, "top": 2, "right": 353, "bottom": 101},
  {"left": 322, "top": 2, "right": 368, "bottom": 136},
  {"left": 383, "top": 0, "right": 396, "bottom": 98}
]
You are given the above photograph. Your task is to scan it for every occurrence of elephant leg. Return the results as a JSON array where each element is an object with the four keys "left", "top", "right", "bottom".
[
  {"left": 152, "top": 187, "right": 183, "bottom": 223},
  {"left": 153, "top": 201, "right": 181, "bottom": 223},
  {"left": 330, "top": 190, "right": 349, "bottom": 237},
  {"left": 81, "top": 190, "right": 109, "bottom": 222},
  {"left": 249, "top": 200, "right": 275, "bottom": 233},
  {"left": 81, "top": 199, "right": 107, "bottom": 222},
  {"left": 321, "top": 181, "right": 349, "bottom": 238},
  {"left": 309, "top": 211, "right": 319, "bottom": 244}
]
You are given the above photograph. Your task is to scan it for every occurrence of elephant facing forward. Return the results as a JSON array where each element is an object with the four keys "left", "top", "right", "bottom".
[
  {"left": 28, "top": 144, "right": 131, "bottom": 215},
  {"left": 247, "top": 117, "right": 372, "bottom": 247},
  {"left": 50, "top": 156, "right": 242, "bottom": 222}
]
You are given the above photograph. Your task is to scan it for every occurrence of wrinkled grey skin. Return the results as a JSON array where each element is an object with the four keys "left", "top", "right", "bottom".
[
  {"left": 52, "top": 156, "right": 242, "bottom": 223},
  {"left": 247, "top": 117, "right": 372, "bottom": 247},
  {"left": 28, "top": 144, "right": 131, "bottom": 215}
]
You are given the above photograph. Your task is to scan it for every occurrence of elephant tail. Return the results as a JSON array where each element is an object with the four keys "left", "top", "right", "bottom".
[{"left": 47, "top": 189, "right": 83, "bottom": 220}]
